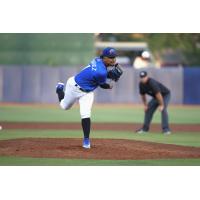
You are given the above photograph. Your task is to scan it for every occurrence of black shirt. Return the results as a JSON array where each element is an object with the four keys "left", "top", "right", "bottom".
[{"left": 139, "top": 78, "right": 170, "bottom": 98}]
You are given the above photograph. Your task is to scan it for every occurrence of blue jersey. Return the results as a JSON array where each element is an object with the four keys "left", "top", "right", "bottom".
[{"left": 75, "top": 57, "right": 107, "bottom": 92}]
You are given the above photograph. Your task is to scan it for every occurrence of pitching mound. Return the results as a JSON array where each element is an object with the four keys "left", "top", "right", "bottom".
[{"left": 0, "top": 138, "right": 200, "bottom": 160}]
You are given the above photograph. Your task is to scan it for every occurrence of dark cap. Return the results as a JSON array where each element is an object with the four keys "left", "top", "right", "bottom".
[
  {"left": 139, "top": 71, "right": 147, "bottom": 78},
  {"left": 101, "top": 47, "right": 117, "bottom": 58}
]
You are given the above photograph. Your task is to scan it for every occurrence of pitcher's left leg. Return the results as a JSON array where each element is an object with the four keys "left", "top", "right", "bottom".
[{"left": 79, "top": 92, "right": 94, "bottom": 149}]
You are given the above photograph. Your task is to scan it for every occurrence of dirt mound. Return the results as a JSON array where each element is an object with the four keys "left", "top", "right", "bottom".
[{"left": 0, "top": 138, "right": 200, "bottom": 160}]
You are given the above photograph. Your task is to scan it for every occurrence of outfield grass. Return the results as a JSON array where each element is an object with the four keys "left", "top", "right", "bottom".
[
  {"left": 0, "top": 130, "right": 200, "bottom": 147},
  {"left": 0, "top": 104, "right": 200, "bottom": 123},
  {"left": 0, "top": 156, "right": 200, "bottom": 166}
]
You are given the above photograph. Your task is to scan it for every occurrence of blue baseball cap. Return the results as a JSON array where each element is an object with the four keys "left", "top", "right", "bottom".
[{"left": 101, "top": 47, "right": 117, "bottom": 58}]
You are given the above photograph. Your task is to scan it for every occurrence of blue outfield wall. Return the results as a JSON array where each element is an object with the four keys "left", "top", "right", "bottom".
[
  {"left": 0, "top": 66, "right": 184, "bottom": 104},
  {"left": 183, "top": 67, "right": 200, "bottom": 104},
  {"left": 0, "top": 65, "right": 200, "bottom": 104}
]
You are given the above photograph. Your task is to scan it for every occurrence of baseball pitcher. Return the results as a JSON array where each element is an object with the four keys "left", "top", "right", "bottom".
[{"left": 56, "top": 47, "right": 123, "bottom": 149}]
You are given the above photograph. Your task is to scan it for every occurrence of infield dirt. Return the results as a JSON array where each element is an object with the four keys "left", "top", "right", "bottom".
[{"left": 1, "top": 122, "right": 200, "bottom": 132}]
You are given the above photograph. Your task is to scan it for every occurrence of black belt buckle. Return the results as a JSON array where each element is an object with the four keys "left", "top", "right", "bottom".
[{"left": 80, "top": 88, "right": 85, "bottom": 92}]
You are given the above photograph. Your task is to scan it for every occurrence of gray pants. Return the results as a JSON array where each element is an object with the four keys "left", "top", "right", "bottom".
[{"left": 142, "top": 93, "right": 171, "bottom": 132}]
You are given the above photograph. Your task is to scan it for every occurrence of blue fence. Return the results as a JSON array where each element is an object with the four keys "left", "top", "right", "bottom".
[
  {"left": 0, "top": 66, "right": 200, "bottom": 104},
  {"left": 183, "top": 67, "right": 200, "bottom": 104}
]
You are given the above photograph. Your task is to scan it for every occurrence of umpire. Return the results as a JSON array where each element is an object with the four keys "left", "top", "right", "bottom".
[{"left": 136, "top": 71, "right": 171, "bottom": 134}]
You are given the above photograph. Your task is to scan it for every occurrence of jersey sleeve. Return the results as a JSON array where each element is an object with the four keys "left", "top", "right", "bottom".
[
  {"left": 95, "top": 72, "right": 107, "bottom": 85},
  {"left": 149, "top": 79, "right": 161, "bottom": 94}
]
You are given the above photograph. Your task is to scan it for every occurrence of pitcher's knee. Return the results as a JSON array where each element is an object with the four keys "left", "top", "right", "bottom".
[
  {"left": 80, "top": 112, "right": 91, "bottom": 119},
  {"left": 60, "top": 101, "right": 71, "bottom": 110}
]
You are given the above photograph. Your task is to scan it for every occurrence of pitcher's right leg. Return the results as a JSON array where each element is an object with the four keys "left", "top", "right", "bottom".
[{"left": 56, "top": 82, "right": 65, "bottom": 102}]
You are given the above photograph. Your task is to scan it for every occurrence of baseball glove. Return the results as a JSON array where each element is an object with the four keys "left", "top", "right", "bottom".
[{"left": 107, "top": 64, "right": 123, "bottom": 82}]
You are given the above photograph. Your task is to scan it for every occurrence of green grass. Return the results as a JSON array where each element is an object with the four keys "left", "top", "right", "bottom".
[
  {"left": 0, "top": 130, "right": 200, "bottom": 147},
  {"left": 0, "top": 156, "right": 200, "bottom": 166},
  {"left": 1, "top": 105, "right": 200, "bottom": 123},
  {"left": 0, "top": 104, "right": 200, "bottom": 166}
]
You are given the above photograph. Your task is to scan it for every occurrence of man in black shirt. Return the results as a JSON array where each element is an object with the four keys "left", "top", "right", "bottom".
[{"left": 136, "top": 71, "right": 171, "bottom": 134}]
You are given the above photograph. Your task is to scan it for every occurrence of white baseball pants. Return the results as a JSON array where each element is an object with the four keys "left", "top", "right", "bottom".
[{"left": 60, "top": 77, "right": 94, "bottom": 119}]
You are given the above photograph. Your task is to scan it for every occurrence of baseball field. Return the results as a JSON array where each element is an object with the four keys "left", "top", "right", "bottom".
[{"left": 0, "top": 103, "right": 200, "bottom": 166}]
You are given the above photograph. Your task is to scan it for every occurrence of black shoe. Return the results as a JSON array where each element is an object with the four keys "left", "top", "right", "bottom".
[{"left": 56, "top": 82, "right": 64, "bottom": 93}]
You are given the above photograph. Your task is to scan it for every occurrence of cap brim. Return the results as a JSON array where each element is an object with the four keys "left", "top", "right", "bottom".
[
  {"left": 101, "top": 54, "right": 117, "bottom": 58},
  {"left": 108, "top": 56, "right": 116, "bottom": 58}
]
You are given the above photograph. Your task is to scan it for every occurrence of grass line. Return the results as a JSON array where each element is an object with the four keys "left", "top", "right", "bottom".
[
  {"left": 0, "top": 130, "right": 200, "bottom": 147},
  {"left": 0, "top": 156, "right": 200, "bottom": 166}
]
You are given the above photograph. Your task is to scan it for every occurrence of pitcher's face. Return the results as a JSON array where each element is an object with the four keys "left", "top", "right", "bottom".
[{"left": 103, "top": 57, "right": 116, "bottom": 67}]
